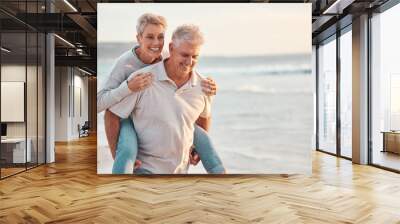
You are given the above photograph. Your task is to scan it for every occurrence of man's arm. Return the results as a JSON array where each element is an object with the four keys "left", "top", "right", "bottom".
[
  {"left": 189, "top": 116, "right": 211, "bottom": 166},
  {"left": 104, "top": 91, "right": 140, "bottom": 162},
  {"left": 104, "top": 109, "right": 120, "bottom": 159},
  {"left": 196, "top": 116, "right": 211, "bottom": 132},
  {"left": 197, "top": 91, "right": 213, "bottom": 132},
  {"left": 103, "top": 71, "right": 150, "bottom": 158},
  {"left": 190, "top": 90, "right": 213, "bottom": 166}
]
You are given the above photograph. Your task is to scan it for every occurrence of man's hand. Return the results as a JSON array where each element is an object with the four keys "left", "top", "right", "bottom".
[
  {"left": 189, "top": 147, "right": 201, "bottom": 165},
  {"left": 201, "top": 77, "right": 217, "bottom": 96},
  {"left": 134, "top": 159, "right": 142, "bottom": 170},
  {"left": 128, "top": 72, "right": 153, "bottom": 92}
]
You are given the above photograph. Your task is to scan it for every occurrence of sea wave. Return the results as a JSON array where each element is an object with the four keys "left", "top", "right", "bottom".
[
  {"left": 221, "top": 85, "right": 312, "bottom": 94},
  {"left": 197, "top": 63, "right": 311, "bottom": 76}
]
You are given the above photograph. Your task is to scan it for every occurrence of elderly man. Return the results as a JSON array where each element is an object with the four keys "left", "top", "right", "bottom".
[
  {"left": 98, "top": 13, "right": 223, "bottom": 174},
  {"left": 108, "top": 24, "right": 213, "bottom": 174}
]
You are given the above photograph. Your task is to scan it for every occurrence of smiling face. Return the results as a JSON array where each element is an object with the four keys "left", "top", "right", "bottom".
[
  {"left": 168, "top": 41, "right": 201, "bottom": 76},
  {"left": 136, "top": 24, "right": 165, "bottom": 60}
]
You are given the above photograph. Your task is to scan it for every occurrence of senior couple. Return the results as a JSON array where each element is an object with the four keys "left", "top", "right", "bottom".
[{"left": 97, "top": 13, "right": 225, "bottom": 174}]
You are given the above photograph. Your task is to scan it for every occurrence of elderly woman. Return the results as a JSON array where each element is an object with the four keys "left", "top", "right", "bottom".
[{"left": 97, "top": 13, "right": 225, "bottom": 174}]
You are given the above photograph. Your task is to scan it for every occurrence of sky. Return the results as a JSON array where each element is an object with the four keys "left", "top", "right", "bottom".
[{"left": 98, "top": 3, "right": 311, "bottom": 56}]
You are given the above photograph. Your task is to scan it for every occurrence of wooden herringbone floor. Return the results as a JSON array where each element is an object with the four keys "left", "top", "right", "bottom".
[{"left": 1, "top": 135, "right": 400, "bottom": 223}]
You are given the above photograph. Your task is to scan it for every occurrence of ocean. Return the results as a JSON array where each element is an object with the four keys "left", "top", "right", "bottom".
[{"left": 97, "top": 50, "right": 313, "bottom": 174}]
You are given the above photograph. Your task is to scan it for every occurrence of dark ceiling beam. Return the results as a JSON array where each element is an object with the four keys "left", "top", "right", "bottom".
[
  {"left": 322, "top": 0, "right": 356, "bottom": 14},
  {"left": 0, "top": 8, "right": 37, "bottom": 31},
  {"left": 78, "top": 66, "right": 97, "bottom": 76},
  {"left": 86, "top": 0, "right": 97, "bottom": 11},
  {"left": 55, "top": 47, "right": 96, "bottom": 57},
  {"left": 52, "top": 0, "right": 78, "bottom": 13},
  {"left": 0, "top": 18, "right": 27, "bottom": 31},
  {"left": 312, "top": 14, "right": 352, "bottom": 44},
  {"left": 12, "top": 13, "right": 83, "bottom": 32},
  {"left": 311, "top": 0, "right": 391, "bottom": 44},
  {"left": 55, "top": 55, "right": 96, "bottom": 74},
  {"left": 66, "top": 13, "right": 97, "bottom": 46},
  {"left": 373, "top": 0, "right": 400, "bottom": 12},
  {"left": 312, "top": 15, "right": 335, "bottom": 33},
  {"left": 3, "top": 12, "right": 96, "bottom": 48}
]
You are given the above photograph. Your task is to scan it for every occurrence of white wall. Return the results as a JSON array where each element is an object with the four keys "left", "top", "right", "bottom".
[
  {"left": 1, "top": 63, "right": 46, "bottom": 164},
  {"left": 1, "top": 66, "right": 25, "bottom": 129},
  {"left": 54, "top": 67, "right": 69, "bottom": 141},
  {"left": 1, "top": 65, "right": 26, "bottom": 143},
  {"left": 54, "top": 67, "right": 89, "bottom": 141},
  {"left": 71, "top": 72, "right": 89, "bottom": 138}
]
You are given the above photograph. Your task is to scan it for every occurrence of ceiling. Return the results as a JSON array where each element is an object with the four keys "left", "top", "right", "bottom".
[
  {"left": 0, "top": 0, "right": 395, "bottom": 75},
  {"left": 1, "top": 0, "right": 97, "bottom": 74}
]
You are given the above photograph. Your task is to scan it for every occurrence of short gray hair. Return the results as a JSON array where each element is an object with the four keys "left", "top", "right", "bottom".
[
  {"left": 172, "top": 24, "right": 204, "bottom": 47},
  {"left": 136, "top": 13, "right": 167, "bottom": 35}
]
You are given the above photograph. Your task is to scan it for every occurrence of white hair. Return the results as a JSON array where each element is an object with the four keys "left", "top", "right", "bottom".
[
  {"left": 172, "top": 24, "right": 204, "bottom": 47},
  {"left": 136, "top": 13, "right": 167, "bottom": 35}
]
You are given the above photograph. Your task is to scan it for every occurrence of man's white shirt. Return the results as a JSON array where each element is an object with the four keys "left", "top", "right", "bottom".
[{"left": 109, "top": 59, "right": 212, "bottom": 174}]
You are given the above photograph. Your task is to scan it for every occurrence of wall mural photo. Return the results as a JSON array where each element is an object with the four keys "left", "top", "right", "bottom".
[{"left": 97, "top": 3, "right": 313, "bottom": 174}]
